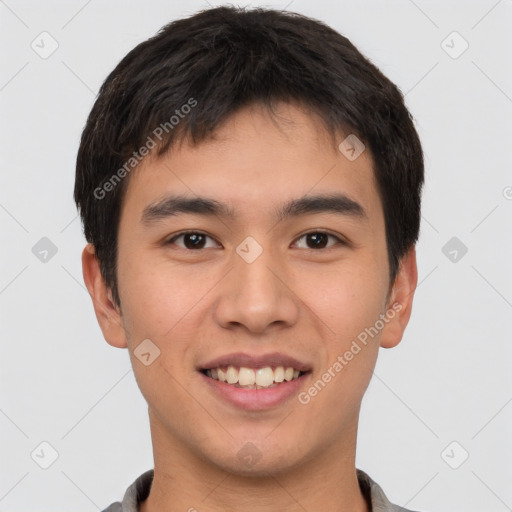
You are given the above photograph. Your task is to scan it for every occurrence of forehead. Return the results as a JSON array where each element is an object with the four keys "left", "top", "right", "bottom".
[{"left": 120, "top": 102, "right": 383, "bottom": 227}]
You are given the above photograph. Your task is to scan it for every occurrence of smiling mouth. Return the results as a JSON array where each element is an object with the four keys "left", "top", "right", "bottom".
[{"left": 201, "top": 365, "right": 308, "bottom": 389}]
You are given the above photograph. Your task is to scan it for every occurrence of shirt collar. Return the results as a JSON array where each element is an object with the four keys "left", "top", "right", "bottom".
[{"left": 110, "top": 468, "right": 415, "bottom": 512}]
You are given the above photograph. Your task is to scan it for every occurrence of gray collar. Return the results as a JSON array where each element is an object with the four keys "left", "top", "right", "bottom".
[{"left": 103, "top": 468, "right": 417, "bottom": 512}]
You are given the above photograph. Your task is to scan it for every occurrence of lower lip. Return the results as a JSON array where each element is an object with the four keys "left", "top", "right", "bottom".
[{"left": 200, "top": 372, "right": 310, "bottom": 411}]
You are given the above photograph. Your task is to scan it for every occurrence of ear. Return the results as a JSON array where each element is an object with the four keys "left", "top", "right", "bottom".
[
  {"left": 81, "top": 243, "right": 127, "bottom": 349},
  {"left": 379, "top": 245, "right": 418, "bottom": 349}
]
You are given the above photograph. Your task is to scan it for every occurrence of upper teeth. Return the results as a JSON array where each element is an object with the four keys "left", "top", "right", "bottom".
[{"left": 206, "top": 366, "right": 301, "bottom": 388}]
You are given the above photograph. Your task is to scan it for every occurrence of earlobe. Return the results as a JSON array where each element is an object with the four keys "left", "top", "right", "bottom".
[
  {"left": 379, "top": 246, "right": 418, "bottom": 349},
  {"left": 81, "top": 243, "right": 128, "bottom": 349}
]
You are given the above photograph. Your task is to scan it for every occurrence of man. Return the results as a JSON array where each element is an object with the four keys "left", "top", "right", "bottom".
[{"left": 75, "top": 5, "right": 424, "bottom": 511}]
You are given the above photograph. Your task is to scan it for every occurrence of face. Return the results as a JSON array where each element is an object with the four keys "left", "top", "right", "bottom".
[{"left": 84, "top": 102, "right": 416, "bottom": 477}]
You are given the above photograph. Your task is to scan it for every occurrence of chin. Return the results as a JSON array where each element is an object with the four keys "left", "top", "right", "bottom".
[
  {"left": 203, "top": 437, "right": 310, "bottom": 478},
  {"left": 214, "top": 453, "right": 298, "bottom": 478}
]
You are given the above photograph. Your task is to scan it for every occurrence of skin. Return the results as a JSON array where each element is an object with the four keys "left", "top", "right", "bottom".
[{"left": 83, "top": 102, "right": 417, "bottom": 512}]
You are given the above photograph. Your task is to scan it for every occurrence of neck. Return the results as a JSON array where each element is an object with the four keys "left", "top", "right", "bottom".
[{"left": 140, "top": 411, "right": 370, "bottom": 512}]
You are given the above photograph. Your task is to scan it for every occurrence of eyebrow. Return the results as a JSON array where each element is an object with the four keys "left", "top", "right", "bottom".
[{"left": 141, "top": 193, "right": 367, "bottom": 225}]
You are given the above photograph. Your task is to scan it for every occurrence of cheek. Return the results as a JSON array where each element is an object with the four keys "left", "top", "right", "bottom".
[
  {"left": 297, "top": 258, "right": 388, "bottom": 342},
  {"left": 118, "top": 259, "right": 199, "bottom": 397},
  {"left": 118, "top": 252, "right": 189, "bottom": 331},
  {"left": 301, "top": 267, "right": 384, "bottom": 420},
  {"left": 117, "top": 254, "right": 222, "bottom": 371}
]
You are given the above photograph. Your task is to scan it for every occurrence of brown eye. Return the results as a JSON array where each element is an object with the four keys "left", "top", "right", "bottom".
[
  {"left": 306, "top": 233, "right": 328, "bottom": 248},
  {"left": 167, "top": 232, "right": 219, "bottom": 250},
  {"left": 294, "top": 231, "right": 343, "bottom": 250},
  {"left": 182, "top": 233, "right": 206, "bottom": 249}
]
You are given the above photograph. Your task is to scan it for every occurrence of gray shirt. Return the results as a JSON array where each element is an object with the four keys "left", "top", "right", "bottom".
[{"left": 102, "top": 468, "right": 418, "bottom": 512}]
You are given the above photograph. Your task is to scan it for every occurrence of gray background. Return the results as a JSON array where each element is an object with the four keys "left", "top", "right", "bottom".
[{"left": 1, "top": 0, "right": 511, "bottom": 510}]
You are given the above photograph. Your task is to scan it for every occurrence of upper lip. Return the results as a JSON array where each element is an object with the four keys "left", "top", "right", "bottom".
[{"left": 199, "top": 352, "right": 312, "bottom": 372}]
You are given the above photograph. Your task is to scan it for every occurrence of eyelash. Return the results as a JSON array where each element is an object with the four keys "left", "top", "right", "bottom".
[{"left": 166, "top": 230, "right": 346, "bottom": 251}]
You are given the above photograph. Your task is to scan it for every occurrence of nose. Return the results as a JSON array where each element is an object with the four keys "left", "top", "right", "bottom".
[{"left": 213, "top": 246, "right": 300, "bottom": 335}]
